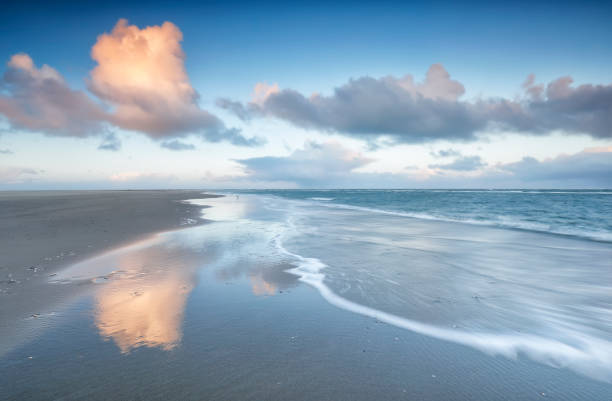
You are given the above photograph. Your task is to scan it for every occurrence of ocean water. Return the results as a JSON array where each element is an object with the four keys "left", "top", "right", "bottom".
[
  {"left": 3, "top": 191, "right": 612, "bottom": 400},
  {"left": 225, "top": 189, "right": 612, "bottom": 242}
]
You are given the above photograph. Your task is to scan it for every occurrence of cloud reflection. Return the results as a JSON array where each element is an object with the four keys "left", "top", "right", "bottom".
[
  {"left": 93, "top": 243, "right": 200, "bottom": 353},
  {"left": 250, "top": 274, "right": 277, "bottom": 296}
]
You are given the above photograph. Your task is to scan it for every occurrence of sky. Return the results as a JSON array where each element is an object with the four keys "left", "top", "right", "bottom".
[{"left": 1, "top": 0, "right": 611, "bottom": 189}]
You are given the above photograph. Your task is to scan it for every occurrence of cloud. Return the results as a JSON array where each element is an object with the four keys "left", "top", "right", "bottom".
[
  {"left": 237, "top": 141, "right": 374, "bottom": 187},
  {"left": 234, "top": 141, "right": 612, "bottom": 189},
  {"left": 215, "top": 82, "right": 281, "bottom": 123},
  {"left": 498, "top": 146, "right": 612, "bottom": 186},
  {"left": 0, "top": 54, "right": 106, "bottom": 137},
  {"left": 0, "top": 166, "right": 41, "bottom": 184},
  {"left": 98, "top": 132, "right": 121, "bottom": 151},
  {"left": 215, "top": 98, "right": 254, "bottom": 122},
  {"left": 218, "top": 64, "right": 484, "bottom": 143},
  {"left": 109, "top": 171, "right": 178, "bottom": 185},
  {"left": 513, "top": 76, "right": 612, "bottom": 138},
  {"left": 0, "top": 20, "right": 262, "bottom": 148},
  {"left": 87, "top": 19, "right": 262, "bottom": 147},
  {"left": 430, "top": 155, "right": 487, "bottom": 171},
  {"left": 3, "top": 146, "right": 608, "bottom": 190},
  {"left": 430, "top": 148, "right": 461, "bottom": 158},
  {"left": 200, "top": 126, "right": 265, "bottom": 147},
  {"left": 219, "top": 64, "right": 612, "bottom": 144},
  {"left": 90, "top": 20, "right": 208, "bottom": 136},
  {"left": 160, "top": 139, "right": 195, "bottom": 151},
  {"left": 0, "top": 148, "right": 13, "bottom": 154}
]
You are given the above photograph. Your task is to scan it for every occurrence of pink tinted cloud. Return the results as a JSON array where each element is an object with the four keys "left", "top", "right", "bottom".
[
  {"left": 0, "top": 54, "right": 106, "bottom": 137},
  {"left": 0, "top": 20, "right": 262, "bottom": 147},
  {"left": 89, "top": 19, "right": 220, "bottom": 137}
]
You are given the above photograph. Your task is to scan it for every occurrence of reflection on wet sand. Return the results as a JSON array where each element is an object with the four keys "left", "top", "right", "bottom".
[
  {"left": 250, "top": 274, "right": 277, "bottom": 296},
  {"left": 214, "top": 258, "right": 299, "bottom": 298},
  {"left": 93, "top": 243, "right": 201, "bottom": 353},
  {"left": 95, "top": 272, "right": 192, "bottom": 352},
  {"left": 56, "top": 196, "right": 301, "bottom": 352}
]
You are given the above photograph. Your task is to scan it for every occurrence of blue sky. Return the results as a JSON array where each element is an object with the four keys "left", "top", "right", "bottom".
[{"left": 1, "top": 0, "right": 611, "bottom": 188}]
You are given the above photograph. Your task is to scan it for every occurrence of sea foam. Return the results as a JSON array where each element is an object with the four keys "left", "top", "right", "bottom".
[{"left": 273, "top": 225, "right": 612, "bottom": 383}]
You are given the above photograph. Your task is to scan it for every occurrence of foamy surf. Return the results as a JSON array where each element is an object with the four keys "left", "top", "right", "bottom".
[
  {"left": 190, "top": 193, "right": 612, "bottom": 384},
  {"left": 274, "top": 230, "right": 612, "bottom": 383}
]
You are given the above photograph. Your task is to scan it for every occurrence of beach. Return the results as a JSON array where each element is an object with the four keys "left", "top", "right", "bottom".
[
  {"left": 1, "top": 191, "right": 611, "bottom": 400},
  {"left": 0, "top": 190, "right": 218, "bottom": 355},
  {"left": 2, "top": 1, "right": 611, "bottom": 399}
]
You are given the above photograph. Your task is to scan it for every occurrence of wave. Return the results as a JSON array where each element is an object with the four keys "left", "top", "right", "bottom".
[
  {"left": 273, "top": 229, "right": 612, "bottom": 383},
  {"left": 220, "top": 192, "right": 611, "bottom": 242},
  {"left": 424, "top": 190, "right": 612, "bottom": 194},
  {"left": 299, "top": 189, "right": 612, "bottom": 194},
  {"left": 305, "top": 201, "right": 612, "bottom": 243}
]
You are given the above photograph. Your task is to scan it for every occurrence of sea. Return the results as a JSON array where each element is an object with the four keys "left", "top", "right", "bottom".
[{"left": 226, "top": 189, "right": 612, "bottom": 242}]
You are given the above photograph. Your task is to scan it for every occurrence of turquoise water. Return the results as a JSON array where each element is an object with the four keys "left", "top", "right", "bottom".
[{"left": 225, "top": 189, "right": 612, "bottom": 242}]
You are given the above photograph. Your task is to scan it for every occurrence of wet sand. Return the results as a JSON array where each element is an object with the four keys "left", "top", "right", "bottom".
[
  {"left": 0, "top": 190, "right": 218, "bottom": 354},
  {"left": 1, "top": 193, "right": 611, "bottom": 400}
]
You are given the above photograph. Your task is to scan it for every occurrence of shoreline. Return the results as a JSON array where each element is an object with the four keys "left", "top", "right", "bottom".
[
  {"left": 1, "top": 192, "right": 611, "bottom": 400},
  {"left": 0, "top": 190, "right": 219, "bottom": 355}
]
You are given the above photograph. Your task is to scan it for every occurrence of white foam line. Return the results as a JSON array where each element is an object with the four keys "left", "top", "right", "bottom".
[{"left": 273, "top": 233, "right": 612, "bottom": 383}]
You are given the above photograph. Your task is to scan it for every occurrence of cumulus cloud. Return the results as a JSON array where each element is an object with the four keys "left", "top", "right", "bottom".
[
  {"left": 91, "top": 20, "right": 211, "bottom": 136},
  {"left": 0, "top": 20, "right": 262, "bottom": 148},
  {"left": 98, "top": 133, "right": 121, "bottom": 151},
  {"left": 513, "top": 76, "right": 612, "bottom": 138},
  {"left": 0, "top": 148, "right": 13, "bottom": 154},
  {"left": 219, "top": 64, "right": 612, "bottom": 144},
  {"left": 160, "top": 139, "right": 195, "bottom": 151},
  {"left": 0, "top": 54, "right": 106, "bottom": 136},
  {"left": 430, "top": 155, "right": 487, "bottom": 171},
  {"left": 88, "top": 19, "right": 262, "bottom": 146},
  {"left": 220, "top": 65, "right": 480, "bottom": 144}
]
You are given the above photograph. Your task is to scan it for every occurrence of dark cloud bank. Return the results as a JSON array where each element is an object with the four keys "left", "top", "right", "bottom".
[{"left": 219, "top": 64, "right": 612, "bottom": 144}]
